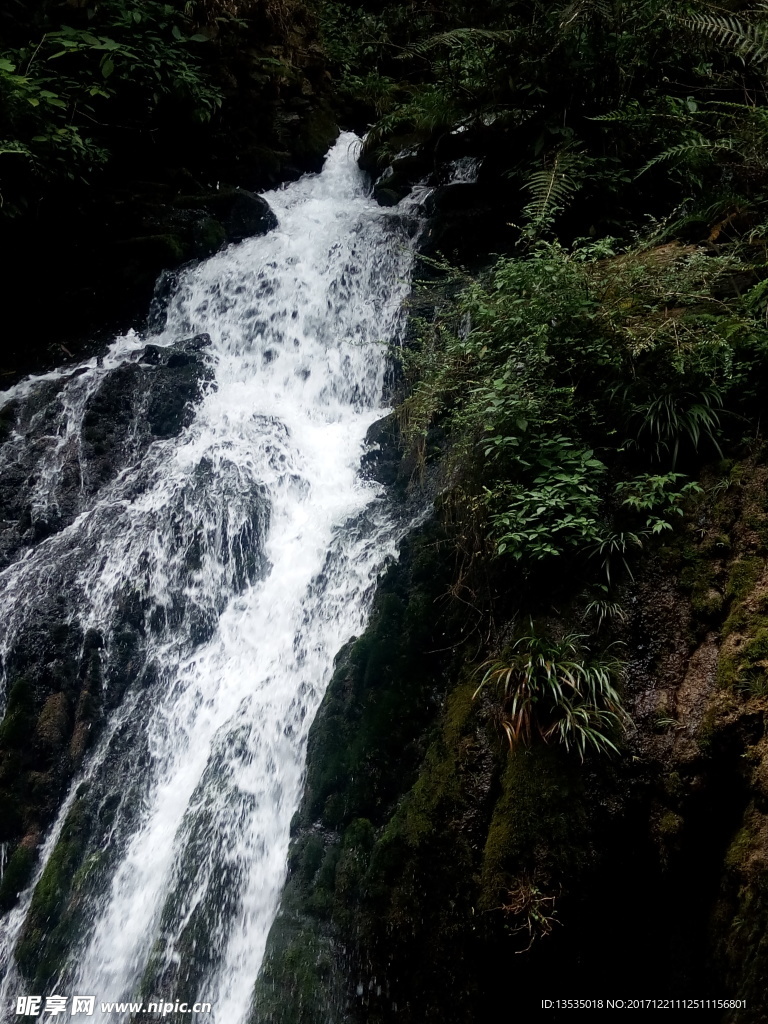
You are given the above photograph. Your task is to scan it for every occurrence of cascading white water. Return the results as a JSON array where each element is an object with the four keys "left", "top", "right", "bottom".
[{"left": 0, "top": 134, "right": 420, "bottom": 1022}]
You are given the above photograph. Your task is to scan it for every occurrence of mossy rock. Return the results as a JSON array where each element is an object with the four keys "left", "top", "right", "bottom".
[
  {"left": 726, "top": 557, "right": 765, "bottom": 602},
  {"left": 14, "top": 794, "right": 93, "bottom": 987},
  {"left": 479, "top": 745, "right": 591, "bottom": 912},
  {"left": 0, "top": 843, "right": 36, "bottom": 913}
]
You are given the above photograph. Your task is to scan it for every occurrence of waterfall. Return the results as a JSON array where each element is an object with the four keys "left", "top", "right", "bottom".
[{"left": 0, "top": 134, "right": 419, "bottom": 1022}]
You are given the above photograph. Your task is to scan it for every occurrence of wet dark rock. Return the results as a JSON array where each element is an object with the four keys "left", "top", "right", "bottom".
[
  {"left": 81, "top": 363, "right": 144, "bottom": 489},
  {"left": 0, "top": 606, "right": 104, "bottom": 914},
  {"left": 146, "top": 269, "right": 182, "bottom": 336},
  {"left": 196, "top": 188, "right": 279, "bottom": 243},
  {"left": 362, "top": 125, "right": 521, "bottom": 264},
  {"left": 253, "top": 524, "right": 458, "bottom": 1024},
  {"left": 0, "top": 341, "right": 212, "bottom": 570},
  {"left": 421, "top": 182, "right": 511, "bottom": 260},
  {"left": 140, "top": 345, "right": 164, "bottom": 365},
  {"left": 185, "top": 333, "right": 212, "bottom": 351},
  {"left": 369, "top": 146, "right": 433, "bottom": 208},
  {"left": 361, "top": 414, "right": 402, "bottom": 489}
]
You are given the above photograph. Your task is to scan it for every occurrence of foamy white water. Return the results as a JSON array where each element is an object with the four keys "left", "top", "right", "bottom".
[{"left": 0, "top": 134, "right": 419, "bottom": 1022}]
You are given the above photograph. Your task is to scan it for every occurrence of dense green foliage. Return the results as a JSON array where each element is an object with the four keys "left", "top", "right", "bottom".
[
  {"left": 312, "top": 0, "right": 768, "bottom": 757},
  {"left": 474, "top": 625, "right": 625, "bottom": 758},
  {"left": 0, "top": 0, "right": 322, "bottom": 220},
  {"left": 0, "top": 1, "right": 224, "bottom": 215},
  {"left": 325, "top": 0, "right": 768, "bottom": 240},
  {"left": 0, "top": 0, "right": 336, "bottom": 368},
  {"left": 394, "top": 233, "right": 768, "bottom": 753}
]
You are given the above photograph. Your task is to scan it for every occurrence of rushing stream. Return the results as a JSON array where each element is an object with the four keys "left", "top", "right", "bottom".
[{"left": 0, "top": 135, "right": 419, "bottom": 1022}]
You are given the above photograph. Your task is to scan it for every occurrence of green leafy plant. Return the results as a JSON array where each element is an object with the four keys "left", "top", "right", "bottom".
[
  {"left": 490, "top": 440, "right": 606, "bottom": 560},
  {"left": 0, "top": 0, "right": 227, "bottom": 213},
  {"left": 520, "top": 149, "right": 588, "bottom": 239},
  {"left": 616, "top": 472, "right": 703, "bottom": 530},
  {"left": 682, "top": 11, "right": 768, "bottom": 66},
  {"left": 583, "top": 591, "right": 628, "bottom": 631},
  {"left": 474, "top": 624, "right": 626, "bottom": 759},
  {"left": 630, "top": 388, "right": 724, "bottom": 468}
]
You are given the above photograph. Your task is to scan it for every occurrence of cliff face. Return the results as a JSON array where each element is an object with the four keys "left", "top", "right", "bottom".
[
  {"left": 249, "top": 119, "right": 768, "bottom": 1016},
  {"left": 254, "top": 448, "right": 768, "bottom": 1023}
]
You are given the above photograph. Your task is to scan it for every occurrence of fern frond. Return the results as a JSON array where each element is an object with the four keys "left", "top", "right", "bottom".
[
  {"left": 522, "top": 152, "right": 581, "bottom": 226},
  {"left": 682, "top": 13, "right": 768, "bottom": 65},
  {"left": 558, "top": 0, "right": 613, "bottom": 31},
  {"left": 638, "top": 136, "right": 738, "bottom": 176},
  {"left": 591, "top": 108, "right": 649, "bottom": 124},
  {"left": 398, "top": 27, "right": 514, "bottom": 60}
]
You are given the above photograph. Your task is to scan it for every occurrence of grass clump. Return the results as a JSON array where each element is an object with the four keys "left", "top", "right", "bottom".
[{"left": 474, "top": 623, "right": 625, "bottom": 760}]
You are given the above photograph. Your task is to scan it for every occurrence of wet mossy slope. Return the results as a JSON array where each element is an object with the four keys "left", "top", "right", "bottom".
[{"left": 256, "top": 452, "right": 768, "bottom": 1024}]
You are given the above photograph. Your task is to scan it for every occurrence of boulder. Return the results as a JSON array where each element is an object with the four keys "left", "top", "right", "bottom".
[
  {"left": 221, "top": 189, "right": 279, "bottom": 242},
  {"left": 172, "top": 187, "right": 278, "bottom": 246}
]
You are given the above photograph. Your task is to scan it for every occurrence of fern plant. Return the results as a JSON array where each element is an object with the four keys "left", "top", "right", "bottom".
[
  {"left": 638, "top": 134, "right": 737, "bottom": 177},
  {"left": 682, "top": 11, "right": 768, "bottom": 66},
  {"left": 397, "top": 26, "right": 515, "bottom": 60},
  {"left": 521, "top": 150, "right": 585, "bottom": 238}
]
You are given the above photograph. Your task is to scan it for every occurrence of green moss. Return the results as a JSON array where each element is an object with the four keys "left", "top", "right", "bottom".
[
  {"left": 252, "top": 926, "right": 337, "bottom": 1024},
  {"left": 14, "top": 795, "right": 91, "bottom": 987},
  {"left": 392, "top": 752, "right": 459, "bottom": 851},
  {"left": 196, "top": 217, "right": 227, "bottom": 255},
  {"left": 718, "top": 610, "right": 768, "bottom": 691},
  {"left": 0, "top": 844, "right": 35, "bottom": 913},
  {"left": 717, "top": 646, "right": 740, "bottom": 689},
  {"left": 722, "top": 603, "right": 749, "bottom": 639},
  {"left": 443, "top": 680, "right": 477, "bottom": 745},
  {"left": 332, "top": 818, "right": 375, "bottom": 924},
  {"left": 71, "top": 851, "right": 103, "bottom": 894},
  {"left": 299, "top": 526, "right": 459, "bottom": 833},
  {"left": 0, "top": 676, "right": 36, "bottom": 748},
  {"left": 725, "top": 823, "right": 757, "bottom": 873},
  {"left": 743, "top": 508, "right": 768, "bottom": 552},
  {"left": 726, "top": 557, "right": 764, "bottom": 601},
  {"left": 121, "top": 233, "right": 186, "bottom": 264},
  {"left": 663, "top": 771, "right": 684, "bottom": 800},
  {"left": 480, "top": 745, "right": 590, "bottom": 911},
  {"left": 658, "top": 810, "right": 683, "bottom": 839},
  {"left": 679, "top": 546, "right": 724, "bottom": 619},
  {"left": 743, "top": 627, "right": 768, "bottom": 662},
  {"left": 693, "top": 588, "right": 724, "bottom": 618}
]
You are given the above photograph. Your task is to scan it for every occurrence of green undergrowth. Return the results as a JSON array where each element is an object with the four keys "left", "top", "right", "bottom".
[
  {"left": 0, "top": 0, "right": 325, "bottom": 217},
  {"left": 395, "top": 234, "right": 768, "bottom": 758},
  {"left": 0, "top": 0, "right": 224, "bottom": 214},
  {"left": 329, "top": 1, "right": 768, "bottom": 251},
  {"left": 255, "top": 440, "right": 768, "bottom": 1020},
  {"left": 255, "top": 193, "right": 768, "bottom": 1024},
  {"left": 253, "top": 1, "right": 768, "bottom": 1018}
]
